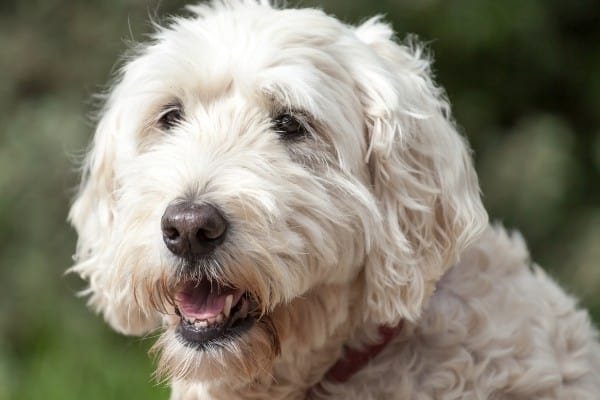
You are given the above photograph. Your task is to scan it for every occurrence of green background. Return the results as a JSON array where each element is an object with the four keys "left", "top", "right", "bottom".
[{"left": 1, "top": 0, "right": 598, "bottom": 398}]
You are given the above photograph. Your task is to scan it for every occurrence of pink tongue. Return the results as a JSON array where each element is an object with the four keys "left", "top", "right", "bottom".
[{"left": 176, "top": 281, "right": 241, "bottom": 320}]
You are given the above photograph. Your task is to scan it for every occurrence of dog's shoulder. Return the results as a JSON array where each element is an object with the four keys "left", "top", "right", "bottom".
[
  {"left": 342, "top": 225, "right": 600, "bottom": 399},
  {"left": 390, "top": 224, "right": 600, "bottom": 398}
]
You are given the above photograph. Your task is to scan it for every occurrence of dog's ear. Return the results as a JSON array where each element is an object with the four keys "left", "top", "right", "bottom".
[
  {"left": 69, "top": 102, "right": 159, "bottom": 335},
  {"left": 353, "top": 18, "right": 488, "bottom": 325}
]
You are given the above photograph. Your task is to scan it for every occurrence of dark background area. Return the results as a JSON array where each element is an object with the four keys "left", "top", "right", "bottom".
[{"left": 0, "top": 0, "right": 598, "bottom": 398}]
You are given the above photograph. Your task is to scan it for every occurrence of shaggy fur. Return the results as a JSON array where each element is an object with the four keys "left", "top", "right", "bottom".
[{"left": 69, "top": 1, "right": 600, "bottom": 398}]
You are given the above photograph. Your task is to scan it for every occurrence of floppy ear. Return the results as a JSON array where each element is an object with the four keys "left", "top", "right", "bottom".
[
  {"left": 69, "top": 102, "right": 159, "bottom": 335},
  {"left": 353, "top": 18, "right": 488, "bottom": 325}
]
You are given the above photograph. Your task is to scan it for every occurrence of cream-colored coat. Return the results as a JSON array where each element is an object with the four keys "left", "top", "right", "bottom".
[{"left": 69, "top": 1, "right": 599, "bottom": 398}]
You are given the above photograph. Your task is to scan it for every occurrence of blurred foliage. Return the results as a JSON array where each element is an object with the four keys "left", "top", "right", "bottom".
[{"left": 0, "top": 0, "right": 598, "bottom": 398}]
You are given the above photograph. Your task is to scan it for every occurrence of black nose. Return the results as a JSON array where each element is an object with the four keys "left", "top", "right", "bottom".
[{"left": 161, "top": 202, "right": 228, "bottom": 257}]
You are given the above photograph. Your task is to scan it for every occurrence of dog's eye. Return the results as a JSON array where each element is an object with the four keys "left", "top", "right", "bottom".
[
  {"left": 158, "top": 105, "right": 183, "bottom": 130},
  {"left": 272, "top": 113, "right": 307, "bottom": 140}
]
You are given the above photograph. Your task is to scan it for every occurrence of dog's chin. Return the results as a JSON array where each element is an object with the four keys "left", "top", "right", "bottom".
[
  {"left": 172, "top": 278, "right": 257, "bottom": 350},
  {"left": 155, "top": 281, "right": 281, "bottom": 385}
]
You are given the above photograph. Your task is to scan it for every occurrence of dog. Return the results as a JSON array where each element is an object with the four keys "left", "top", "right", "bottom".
[{"left": 69, "top": 1, "right": 600, "bottom": 398}]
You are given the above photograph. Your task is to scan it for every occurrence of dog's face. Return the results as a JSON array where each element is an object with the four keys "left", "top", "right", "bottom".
[{"left": 69, "top": 1, "right": 487, "bottom": 387}]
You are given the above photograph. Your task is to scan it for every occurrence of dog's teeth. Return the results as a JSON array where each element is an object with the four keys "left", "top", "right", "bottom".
[
  {"left": 224, "top": 295, "right": 233, "bottom": 317},
  {"left": 195, "top": 319, "right": 208, "bottom": 328},
  {"left": 216, "top": 313, "right": 224, "bottom": 324},
  {"left": 207, "top": 316, "right": 216, "bottom": 324}
]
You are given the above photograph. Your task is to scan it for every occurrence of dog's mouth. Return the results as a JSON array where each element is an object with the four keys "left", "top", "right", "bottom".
[{"left": 174, "top": 280, "right": 254, "bottom": 348}]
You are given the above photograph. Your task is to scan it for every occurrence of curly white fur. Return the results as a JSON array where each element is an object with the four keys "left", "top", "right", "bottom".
[{"left": 69, "top": 1, "right": 600, "bottom": 398}]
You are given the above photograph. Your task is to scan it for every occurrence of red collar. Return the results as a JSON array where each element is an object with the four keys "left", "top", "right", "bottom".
[{"left": 307, "top": 321, "right": 404, "bottom": 397}]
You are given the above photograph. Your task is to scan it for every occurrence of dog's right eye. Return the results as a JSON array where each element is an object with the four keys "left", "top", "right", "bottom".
[{"left": 158, "top": 104, "right": 183, "bottom": 130}]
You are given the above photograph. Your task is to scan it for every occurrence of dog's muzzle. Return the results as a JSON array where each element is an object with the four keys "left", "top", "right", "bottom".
[{"left": 161, "top": 201, "right": 254, "bottom": 347}]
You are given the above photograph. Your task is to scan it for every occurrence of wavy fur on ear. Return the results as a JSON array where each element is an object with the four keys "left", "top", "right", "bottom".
[
  {"left": 69, "top": 100, "right": 159, "bottom": 335},
  {"left": 354, "top": 18, "right": 488, "bottom": 325}
]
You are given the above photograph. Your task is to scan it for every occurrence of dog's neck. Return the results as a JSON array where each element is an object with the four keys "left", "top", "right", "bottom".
[
  {"left": 187, "top": 280, "right": 403, "bottom": 399},
  {"left": 306, "top": 321, "right": 404, "bottom": 398}
]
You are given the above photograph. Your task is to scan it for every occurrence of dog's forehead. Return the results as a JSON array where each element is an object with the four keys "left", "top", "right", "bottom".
[
  {"left": 140, "top": 5, "right": 357, "bottom": 115},
  {"left": 171, "top": 5, "right": 346, "bottom": 63}
]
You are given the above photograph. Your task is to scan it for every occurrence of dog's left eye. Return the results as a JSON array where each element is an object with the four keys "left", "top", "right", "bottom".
[
  {"left": 158, "top": 105, "right": 183, "bottom": 130},
  {"left": 272, "top": 113, "right": 308, "bottom": 140}
]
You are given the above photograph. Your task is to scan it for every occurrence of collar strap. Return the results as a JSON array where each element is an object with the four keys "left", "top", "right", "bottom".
[{"left": 308, "top": 321, "right": 404, "bottom": 397}]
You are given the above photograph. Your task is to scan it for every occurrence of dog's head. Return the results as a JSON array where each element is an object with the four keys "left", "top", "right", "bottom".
[{"left": 69, "top": 0, "right": 487, "bottom": 387}]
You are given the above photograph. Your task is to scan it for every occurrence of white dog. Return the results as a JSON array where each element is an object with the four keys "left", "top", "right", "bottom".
[{"left": 69, "top": 1, "right": 600, "bottom": 398}]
